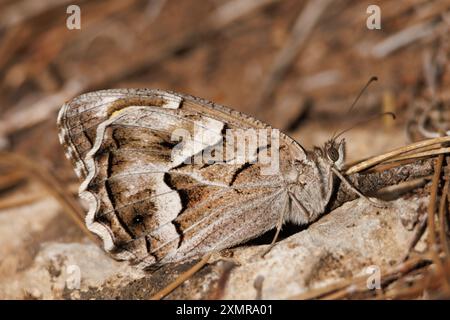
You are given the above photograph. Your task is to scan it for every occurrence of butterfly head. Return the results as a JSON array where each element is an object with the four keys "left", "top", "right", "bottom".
[{"left": 323, "top": 138, "right": 345, "bottom": 169}]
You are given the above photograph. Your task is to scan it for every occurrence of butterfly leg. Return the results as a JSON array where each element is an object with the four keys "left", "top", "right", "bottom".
[
  {"left": 261, "top": 193, "right": 289, "bottom": 257},
  {"left": 331, "top": 167, "right": 389, "bottom": 208}
]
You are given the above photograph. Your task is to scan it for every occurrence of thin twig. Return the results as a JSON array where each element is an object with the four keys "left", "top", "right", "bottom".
[
  {"left": 149, "top": 253, "right": 212, "bottom": 300},
  {"left": 439, "top": 177, "right": 449, "bottom": 258},
  {"left": 0, "top": 80, "right": 82, "bottom": 139},
  {"left": 387, "top": 147, "right": 450, "bottom": 162},
  {"left": 0, "top": 192, "right": 45, "bottom": 210},
  {"left": 346, "top": 136, "right": 450, "bottom": 175},
  {"left": 0, "top": 170, "right": 27, "bottom": 191},
  {"left": 427, "top": 153, "right": 449, "bottom": 292},
  {"left": 403, "top": 212, "right": 428, "bottom": 262},
  {"left": 252, "top": 0, "right": 332, "bottom": 112},
  {"left": 0, "top": 152, "right": 95, "bottom": 243},
  {"left": 372, "top": 19, "right": 438, "bottom": 58},
  {"left": 290, "top": 256, "right": 427, "bottom": 300}
]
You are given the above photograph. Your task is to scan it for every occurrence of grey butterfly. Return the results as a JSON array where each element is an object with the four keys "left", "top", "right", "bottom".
[{"left": 57, "top": 89, "right": 347, "bottom": 268}]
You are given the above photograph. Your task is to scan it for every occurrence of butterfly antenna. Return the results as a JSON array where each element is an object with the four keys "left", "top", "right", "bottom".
[
  {"left": 331, "top": 76, "right": 379, "bottom": 140},
  {"left": 334, "top": 112, "right": 396, "bottom": 140},
  {"left": 347, "top": 76, "right": 378, "bottom": 115}
]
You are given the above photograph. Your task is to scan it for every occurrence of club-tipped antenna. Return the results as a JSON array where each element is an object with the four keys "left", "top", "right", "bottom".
[
  {"left": 347, "top": 76, "right": 378, "bottom": 115},
  {"left": 331, "top": 76, "right": 379, "bottom": 140}
]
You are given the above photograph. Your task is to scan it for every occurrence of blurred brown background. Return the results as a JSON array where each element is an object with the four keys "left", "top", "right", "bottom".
[{"left": 1, "top": 0, "right": 450, "bottom": 299}]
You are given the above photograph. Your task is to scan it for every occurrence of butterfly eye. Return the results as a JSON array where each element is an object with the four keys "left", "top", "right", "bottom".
[
  {"left": 327, "top": 147, "right": 339, "bottom": 162},
  {"left": 133, "top": 214, "right": 144, "bottom": 225}
]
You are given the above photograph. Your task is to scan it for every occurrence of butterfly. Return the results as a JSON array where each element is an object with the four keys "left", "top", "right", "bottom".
[{"left": 57, "top": 89, "right": 347, "bottom": 269}]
